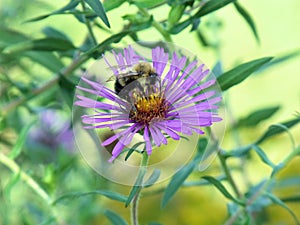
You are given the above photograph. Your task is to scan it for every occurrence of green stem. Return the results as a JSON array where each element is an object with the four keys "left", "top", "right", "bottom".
[
  {"left": 218, "top": 151, "right": 241, "bottom": 198},
  {"left": 0, "top": 152, "right": 66, "bottom": 224},
  {"left": 80, "top": 0, "right": 98, "bottom": 46},
  {"left": 224, "top": 145, "right": 300, "bottom": 225},
  {"left": 131, "top": 152, "right": 149, "bottom": 225},
  {"left": 138, "top": 7, "right": 173, "bottom": 43},
  {"left": 0, "top": 152, "right": 51, "bottom": 204}
]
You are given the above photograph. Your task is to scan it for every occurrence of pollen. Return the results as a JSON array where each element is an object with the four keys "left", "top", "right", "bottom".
[{"left": 129, "top": 94, "right": 168, "bottom": 124}]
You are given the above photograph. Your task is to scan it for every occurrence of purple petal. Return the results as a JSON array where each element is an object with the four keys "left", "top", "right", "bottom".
[
  {"left": 108, "top": 141, "right": 126, "bottom": 163},
  {"left": 154, "top": 123, "right": 180, "bottom": 140},
  {"left": 75, "top": 95, "right": 121, "bottom": 110},
  {"left": 102, "top": 124, "right": 138, "bottom": 146},
  {"left": 151, "top": 125, "right": 168, "bottom": 145}
]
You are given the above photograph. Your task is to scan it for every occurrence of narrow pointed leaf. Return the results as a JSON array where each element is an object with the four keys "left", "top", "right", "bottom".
[
  {"left": 234, "top": 2, "right": 259, "bottom": 43},
  {"left": 202, "top": 176, "right": 244, "bottom": 205},
  {"left": 25, "top": 0, "right": 80, "bottom": 23},
  {"left": 266, "top": 193, "right": 300, "bottom": 225},
  {"left": 194, "top": 0, "right": 236, "bottom": 18},
  {"left": 4, "top": 172, "right": 21, "bottom": 200},
  {"left": 196, "top": 30, "right": 210, "bottom": 47},
  {"left": 281, "top": 195, "right": 300, "bottom": 203},
  {"left": 256, "top": 117, "right": 300, "bottom": 144},
  {"left": 0, "top": 27, "right": 28, "bottom": 44},
  {"left": 24, "top": 52, "right": 64, "bottom": 73},
  {"left": 237, "top": 106, "right": 280, "bottom": 127},
  {"left": 103, "top": 0, "right": 126, "bottom": 11},
  {"left": 169, "top": 19, "right": 192, "bottom": 34},
  {"left": 42, "top": 27, "right": 71, "bottom": 41},
  {"left": 252, "top": 145, "right": 275, "bottom": 168},
  {"left": 144, "top": 169, "right": 161, "bottom": 187},
  {"left": 9, "top": 121, "right": 35, "bottom": 159},
  {"left": 131, "top": 0, "right": 165, "bottom": 8},
  {"left": 171, "top": 0, "right": 235, "bottom": 34},
  {"left": 257, "top": 49, "right": 300, "bottom": 73},
  {"left": 125, "top": 142, "right": 144, "bottom": 161},
  {"left": 161, "top": 161, "right": 196, "bottom": 208},
  {"left": 168, "top": 4, "right": 186, "bottom": 27},
  {"left": 161, "top": 138, "right": 208, "bottom": 207},
  {"left": 217, "top": 57, "right": 273, "bottom": 91},
  {"left": 53, "top": 190, "right": 127, "bottom": 205},
  {"left": 3, "top": 38, "right": 76, "bottom": 54},
  {"left": 85, "top": 0, "right": 110, "bottom": 28},
  {"left": 104, "top": 210, "right": 128, "bottom": 225}
]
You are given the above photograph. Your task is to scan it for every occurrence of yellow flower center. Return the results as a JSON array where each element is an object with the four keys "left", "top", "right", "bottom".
[{"left": 129, "top": 94, "right": 167, "bottom": 124}]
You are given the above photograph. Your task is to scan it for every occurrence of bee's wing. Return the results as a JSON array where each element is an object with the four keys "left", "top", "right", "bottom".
[
  {"left": 105, "top": 64, "right": 139, "bottom": 82},
  {"left": 117, "top": 71, "right": 139, "bottom": 78}
]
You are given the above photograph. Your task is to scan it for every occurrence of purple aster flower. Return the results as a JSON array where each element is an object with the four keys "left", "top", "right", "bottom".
[
  {"left": 75, "top": 46, "right": 222, "bottom": 162},
  {"left": 27, "top": 109, "right": 74, "bottom": 156}
]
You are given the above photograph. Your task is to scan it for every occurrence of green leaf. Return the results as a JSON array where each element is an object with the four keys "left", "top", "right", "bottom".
[
  {"left": 161, "top": 161, "right": 196, "bottom": 208},
  {"left": 42, "top": 27, "right": 71, "bottom": 41},
  {"left": 194, "top": 0, "right": 236, "bottom": 18},
  {"left": 3, "top": 172, "right": 21, "bottom": 201},
  {"left": 277, "top": 176, "right": 300, "bottom": 188},
  {"left": 58, "top": 75, "right": 77, "bottom": 108},
  {"left": 195, "top": 138, "right": 209, "bottom": 161},
  {"left": 211, "top": 60, "right": 224, "bottom": 77},
  {"left": 24, "top": 0, "right": 80, "bottom": 23},
  {"left": 24, "top": 52, "right": 64, "bottom": 73},
  {"left": 103, "top": 0, "right": 126, "bottom": 11},
  {"left": 131, "top": 0, "right": 165, "bottom": 8},
  {"left": 2, "top": 38, "right": 76, "bottom": 54},
  {"left": 124, "top": 142, "right": 144, "bottom": 161},
  {"left": 85, "top": 0, "right": 110, "bottom": 28},
  {"left": 168, "top": 5, "right": 186, "bottom": 28},
  {"left": 0, "top": 27, "right": 28, "bottom": 44},
  {"left": 202, "top": 176, "right": 244, "bottom": 205},
  {"left": 104, "top": 210, "right": 128, "bottom": 225},
  {"left": 170, "top": 0, "right": 235, "bottom": 34},
  {"left": 223, "top": 145, "right": 252, "bottom": 158},
  {"left": 234, "top": 1, "right": 259, "bottom": 43},
  {"left": 257, "top": 49, "right": 300, "bottom": 73},
  {"left": 84, "top": 22, "right": 149, "bottom": 58},
  {"left": 237, "top": 106, "right": 280, "bottom": 127},
  {"left": 252, "top": 145, "right": 275, "bottom": 168},
  {"left": 281, "top": 195, "right": 300, "bottom": 203},
  {"left": 217, "top": 57, "right": 273, "bottom": 91},
  {"left": 143, "top": 169, "right": 160, "bottom": 187},
  {"left": 190, "top": 17, "right": 201, "bottom": 32},
  {"left": 196, "top": 30, "right": 210, "bottom": 47},
  {"left": 122, "top": 13, "right": 153, "bottom": 30},
  {"left": 161, "top": 138, "right": 208, "bottom": 207},
  {"left": 53, "top": 190, "right": 127, "bottom": 205},
  {"left": 266, "top": 193, "right": 300, "bottom": 225},
  {"left": 169, "top": 18, "right": 192, "bottom": 34},
  {"left": 256, "top": 117, "right": 300, "bottom": 144},
  {"left": 8, "top": 121, "right": 35, "bottom": 159}
]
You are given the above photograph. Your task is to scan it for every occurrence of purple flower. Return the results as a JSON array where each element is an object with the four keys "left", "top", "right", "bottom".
[
  {"left": 75, "top": 46, "right": 222, "bottom": 162},
  {"left": 28, "top": 110, "right": 74, "bottom": 154}
]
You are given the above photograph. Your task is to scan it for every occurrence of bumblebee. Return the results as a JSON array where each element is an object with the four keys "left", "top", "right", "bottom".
[{"left": 108, "top": 62, "right": 160, "bottom": 101}]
